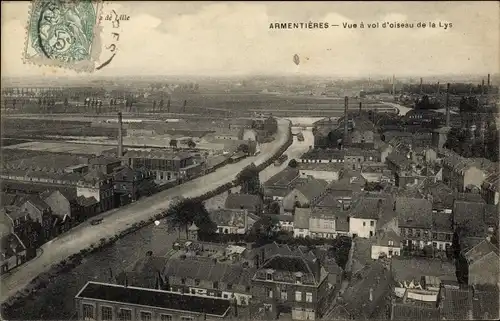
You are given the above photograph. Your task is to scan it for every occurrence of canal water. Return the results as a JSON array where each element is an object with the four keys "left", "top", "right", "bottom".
[{"left": 3, "top": 221, "right": 177, "bottom": 320}]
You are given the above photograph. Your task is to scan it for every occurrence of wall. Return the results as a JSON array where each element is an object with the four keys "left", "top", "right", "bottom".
[
  {"left": 468, "top": 252, "right": 500, "bottom": 286},
  {"left": 294, "top": 227, "right": 311, "bottom": 238},
  {"left": 283, "top": 190, "right": 309, "bottom": 212},
  {"left": 349, "top": 218, "right": 377, "bottom": 238},
  {"left": 77, "top": 186, "right": 101, "bottom": 202},
  {"left": 309, "top": 217, "right": 336, "bottom": 237}
]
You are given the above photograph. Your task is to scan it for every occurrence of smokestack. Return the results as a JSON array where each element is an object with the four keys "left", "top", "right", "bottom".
[
  {"left": 392, "top": 75, "right": 396, "bottom": 96},
  {"left": 445, "top": 83, "right": 450, "bottom": 127},
  {"left": 118, "top": 112, "right": 123, "bottom": 157},
  {"left": 359, "top": 102, "right": 362, "bottom": 115},
  {"left": 487, "top": 74, "right": 491, "bottom": 88},
  {"left": 344, "top": 96, "right": 349, "bottom": 139},
  {"left": 437, "top": 82, "right": 440, "bottom": 95},
  {"left": 481, "top": 79, "right": 485, "bottom": 95},
  {"left": 420, "top": 78, "right": 423, "bottom": 94}
]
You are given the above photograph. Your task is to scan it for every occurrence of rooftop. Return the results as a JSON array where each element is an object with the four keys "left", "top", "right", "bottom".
[
  {"left": 225, "top": 193, "right": 263, "bottom": 211},
  {"left": 76, "top": 281, "right": 231, "bottom": 317},
  {"left": 463, "top": 239, "right": 499, "bottom": 264},
  {"left": 264, "top": 167, "right": 300, "bottom": 187},
  {"left": 395, "top": 197, "right": 433, "bottom": 229},
  {"left": 294, "top": 178, "right": 328, "bottom": 201},
  {"left": 209, "top": 208, "right": 247, "bottom": 228},
  {"left": 293, "top": 208, "right": 311, "bottom": 229}
]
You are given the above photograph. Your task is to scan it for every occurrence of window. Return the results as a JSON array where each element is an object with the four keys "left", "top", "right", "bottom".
[
  {"left": 295, "top": 291, "right": 302, "bottom": 302},
  {"left": 118, "top": 308, "right": 132, "bottom": 321},
  {"left": 101, "top": 306, "right": 112, "bottom": 321},
  {"left": 363, "top": 222, "right": 366, "bottom": 227},
  {"left": 83, "top": 304, "right": 94, "bottom": 320},
  {"left": 181, "top": 278, "right": 186, "bottom": 285},
  {"left": 140, "top": 311, "right": 152, "bottom": 321},
  {"left": 160, "top": 315, "right": 173, "bottom": 321},
  {"left": 268, "top": 288, "right": 273, "bottom": 298},
  {"left": 227, "top": 283, "right": 233, "bottom": 290},
  {"left": 213, "top": 281, "right": 219, "bottom": 289},
  {"left": 432, "top": 232, "right": 438, "bottom": 240},
  {"left": 267, "top": 273, "right": 273, "bottom": 280},
  {"left": 296, "top": 275, "right": 302, "bottom": 284},
  {"left": 306, "top": 292, "right": 313, "bottom": 302},
  {"left": 281, "top": 289, "right": 288, "bottom": 300},
  {"left": 388, "top": 240, "right": 394, "bottom": 246},
  {"left": 181, "top": 317, "right": 194, "bottom": 321},
  {"left": 195, "top": 279, "right": 200, "bottom": 286},
  {"left": 370, "top": 221, "right": 374, "bottom": 226},
  {"left": 445, "top": 234, "right": 451, "bottom": 241}
]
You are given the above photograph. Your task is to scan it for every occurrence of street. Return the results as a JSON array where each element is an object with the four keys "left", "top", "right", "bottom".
[{"left": 0, "top": 119, "right": 291, "bottom": 304}]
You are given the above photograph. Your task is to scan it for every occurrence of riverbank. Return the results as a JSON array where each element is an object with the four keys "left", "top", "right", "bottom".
[{"left": 1, "top": 120, "right": 293, "bottom": 317}]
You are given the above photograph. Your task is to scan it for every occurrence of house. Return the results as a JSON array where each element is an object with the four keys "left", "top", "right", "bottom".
[
  {"left": 161, "top": 257, "right": 254, "bottom": 306},
  {"left": 297, "top": 162, "right": 343, "bottom": 183},
  {"left": 41, "top": 190, "right": 76, "bottom": 234},
  {"left": 438, "top": 284, "right": 500, "bottom": 320},
  {"left": 418, "top": 180, "right": 455, "bottom": 213},
  {"left": 431, "top": 212, "right": 453, "bottom": 252},
  {"left": 300, "top": 149, "right": 345, "bottom": 164},
  {"left": 463, "top": 239, "right": 500, "bottom": 286},
  {"left": 452, "top": 199, "right": 495, "bottom": 238},
  {"left": 75, "top": 281, "right": 233, "bottom": 321},
  {"left": 19, "top": 196, "right": 53, "bottom": 240},
  {"left": 293, "top": 208, "right": 311, "bottom": 238},
  {"left": 282, "top": 178, "right": 328, "bottom": 212},
  {"left": 112, "top": 166, "right": 156, "bottom": 206},
  {"left": 441, "top": 152, "right": 487, "bottom": 192},
  {"left": 250, "top": 253, "right": 330, "bottom": 320},
  {"left": 481, "top": 171, "right": 499, "bottom": 205},
  {"left": 77, "top": 170, "right": 114, "bottom": 213},
  {"left": 225, "top": 193, "right": 263, "bottom": 215},
  {"left": 343, "top": 148, "right": 380, "bottom": 171},
  {"left": 209, "top": 208, "right": 254, "bottom": 235},
  {"left": 308, "top": 208, "right": 338, "bottom": 239},
  {"left": 371, "top": 230, "right": 401, "bottom": 259},
  {"left": 0, "top": 230, "right": 28, "bottom": 275},
  {"left": 328, "top": 262, "right": 392, "bottom": 320},
  {"left": 263, "top": 167, "right": 304, "bottom": 201},
  {"left": 396, "top": 197, "right": 433, "bottom": 250},
  {"left": 349, "top": 197, "right": 393, "bottom": 238}
]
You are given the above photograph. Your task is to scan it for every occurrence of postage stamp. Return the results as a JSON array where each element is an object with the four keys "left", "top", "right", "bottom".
[{"left": 24, "top": 0, "right": 103, "bottom": 73}]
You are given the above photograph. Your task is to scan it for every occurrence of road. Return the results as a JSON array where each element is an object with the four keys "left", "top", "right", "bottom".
[{"left": 0, "top": 119, "right": 291, "bottom": 304}]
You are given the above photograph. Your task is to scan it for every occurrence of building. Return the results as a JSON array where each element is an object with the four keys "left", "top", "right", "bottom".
[
  {"left": 348, "top": 197, "right": 393, "bottom": 239},
  {"left": 371, "top": 230, "right": 401, "bottom": 259},
  {"left": 250, "top": 253, "right": 330, "bottom": 320},
  {"left": 396, "top": 197, "right": 433, "bottom": 250},
  {"left": 111, "top": 166, "right": 156, "bottom": 206},
  {"left": 481, "top": 171, "right": 499, "bottom": 205},
  {"left": 0, "top": 221, "right": 29, "bottom": 275},
  {"left": 438, "top": 284, "right": 500, "bottom": 320},
  {"left": 293, "top": 208, "right": 311, "bottom": 238},
  {"left": 300, "top": 149, "right": 345, "bottom": 164},
  {"left": 209, "top": 208, "right": 256, "bottom": 235},
  {"left": 123, "top": 149, "right": 201, "bottom": 185},
  {"left": 297, "top": 162, "right": 343, "bottom": 183},
  {"left": 308, "top": 208, "right": 338, "bottom": 239},
  {"left": 77, "top": 170, "right": 114, "bottom": 213},
  {"left": 431, "top": 212, "right": 453, "bottom": 252},
  {"left": 463, "top": 239, "right": 500, "bottom": 286},
  {"left": 441, "top": 151, "right": 487, "bottom": 192},
  {"left": 262, "top": 214, "right": 294, "bottom": 232},
  {"left": 282, "top": 178, "right": 328, "bottom": 212},
  {"left": 263, "top": 167, "right": 303, "bottom": 201},
  {"left": 41, "top": 190, "right": 77, "bottom": 234},
  {"left": 89, "top": 156, "right": 122, "bottom": 175},
  {"left": 75, "top": 281, "right": 233, "bottom": 321},
  {"left": 224, "top": 193, "right": 263, "bottom": 215}
]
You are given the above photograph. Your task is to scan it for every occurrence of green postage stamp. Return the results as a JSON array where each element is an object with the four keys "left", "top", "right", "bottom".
[{"left": 24, "top": 0, "right": 103, "bottom": 72}]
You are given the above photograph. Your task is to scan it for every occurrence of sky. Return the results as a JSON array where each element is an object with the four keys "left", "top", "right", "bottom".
[{"left": 1, "top": 1, "right": 499, "bottom": 78}]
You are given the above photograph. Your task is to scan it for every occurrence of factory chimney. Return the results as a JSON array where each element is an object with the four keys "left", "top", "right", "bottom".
[
  {"left": 392, "top": 74, "right": 396, "bottom": 96},
  {"left": 344, "top": 96, "right": 349, "bottom": 140},
  {"left": 481, "top": 79, "right": 485, "bottom": 95},
  {"left": 445, "top": 83, "right": 450, "bottom": 127},
  {"left": 437, "top": 81, "right": 440, "bottom": 95},
  {"left": 118, "top": 112, "right": 123, "bottom": 157},
  {"left": 359, "top": 102, "right": 362, "bottom": 115},
  {"left": 487, "top": 73, "right": 491, "bottom": 88},
  {"left": 420, "top": 78, "right": 423, "bottom": 94}
]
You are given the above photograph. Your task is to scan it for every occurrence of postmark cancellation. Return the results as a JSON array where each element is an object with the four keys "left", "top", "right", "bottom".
[{"left": 24, "top": 0, "right": 103, "bottom": 73}]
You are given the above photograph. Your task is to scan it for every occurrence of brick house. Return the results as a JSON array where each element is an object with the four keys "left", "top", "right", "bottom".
[
  {"left": 396, "top": 197, "right": 433, "bottom": 251},
  {"left": 463, "top": 240, "right": 500, "bottom": 286}
]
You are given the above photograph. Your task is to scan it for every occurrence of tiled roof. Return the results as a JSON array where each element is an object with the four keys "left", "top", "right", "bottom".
[
  {"left": 463, "top": 239, "right": 499, "bottom": 264},
  {"left": 392, "top": 303, "right": 440, "bottom": 320},
  {"left": 349, "top": 197, "right": 386, "bottom": 220},
  {"left": 432, "top": 212, "right": 453, "bottom": 233},
  {"left": 375, "top": 230, "right": 401, "bottom": 247},
  {"left": 315, "top": 190, "right": 353, "bottom": 208},
  {"left": 225, "top": 194, "right": 262, "bottom": 211},
  {"left": 301, "top": 149, "right": 345, "bottom": 160},
  {"left": 294, "top": 208, "right": 311, "bottom": 229},
  {"left": 453, "top": 201, "right": 490, "bottom": 234},
  {"left": 76, "top": 196, "right": 98, "bottom": 207},
  {"left": 395, "top": 197, "right": 433, "bottom": 229},
  {"left": 124, "top": 149, "right": 192, "bottom": 160},
  {"left": 24, "top": 195, "right": 50, "bottom": 212},
  {"left": 76, "top": 281, "right": 231, "bottom": 316},
  {"left": 482, "top": 171, "right": 500, "bottom": 192},
  {"left": 418, "top": 181, "right": 455, "bottom": 210},
  {"left": 209, "top": 209, "right": 247, "bottom": 228},
  {"left": 472, "top": 286, "right": 500, "bottom": 320},
  {"left": 263, "top": 214, "right": 294, "bottom": 222},
  {"left": 294, "top": 178, "right": 328, "bottom": 201},
  {"left": 439, "top": 287, "right": 472, "bottom": 320},
  {"left": 386, "top": 151, "right": 412, "bottom": 169},
  {"left": 89, "top": 156, "right": 121, "bottom": 166},
  {"left": 255, "top": 255, "right": 324, "bottom": 286},
  {"left": 298, "top": 162, "right": 345, "bottom": 171}
]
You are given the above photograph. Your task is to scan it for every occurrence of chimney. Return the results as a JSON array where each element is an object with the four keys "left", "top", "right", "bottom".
[
  {"left": 487, "top": 74, "right": 491, "bottom": 88},
  {"left": 359, "top": 102, "right": 362, "bottom": 115},
  {"left": 117, "top": 112, "right": 123, "bottom": 157},
  {"left": 369, "top": 288, "right": 374, "bottom": 301},
  {"left": 481, "top": 79, "right": 485, "bottom": 95},
  {"left": 392, "top": 75, "right": 396, "bottom": 96},
  {"left": 445, "top": 83, "right": 450, "bottom": 127},
  {"left": 315, "top": 258, "right": 321, "bottom": 283},
  {"left": 344, "top": 96, "right": 349, "bottom": 139},
  {"left": 437, "top": 81, "right": 440, "bottom": 95},
  {"left": 420, "top": 78, "right": 423, "bottom": 94}
]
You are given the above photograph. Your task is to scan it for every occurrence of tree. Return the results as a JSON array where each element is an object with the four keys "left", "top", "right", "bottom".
[
  {"left": 328, "top": 236, "right": 352, "bottom": 270},
  {"left": 165, "top": 198, "right": 216, "bottom": 237},
  {"left": 236, "top": 163, "right": 261, "bottom": 195},
  {"left": 248, "top": 216, "right": 279, "bottom": 242},
  {"left": 187, "top": 139, "right": 196, "bottom": 148},
  {"left": 288, "top": 159, "right": 298, "bottom": 168},
  {"left": 169, "top": 139, "right": 178, "bottom": 149},
  {"left": 269, "top": 201, "right": 281, "bottom": 214}
]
